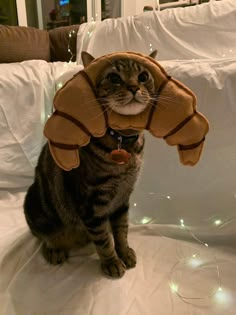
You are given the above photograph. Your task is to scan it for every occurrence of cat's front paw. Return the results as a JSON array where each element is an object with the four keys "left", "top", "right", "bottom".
[
  {"left": 118, "top": 247, "right": 137, "bottom": 269},
  {"left": 43, "top": 244, "right": 68, "bottom": 265},
  {"left": 101, "top": 257, "right": 126, "bottom": 278}
]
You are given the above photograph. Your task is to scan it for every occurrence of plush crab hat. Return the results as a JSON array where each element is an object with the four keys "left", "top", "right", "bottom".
[{"left": 44, "top": 51, "right": 209, "bottom": 171}]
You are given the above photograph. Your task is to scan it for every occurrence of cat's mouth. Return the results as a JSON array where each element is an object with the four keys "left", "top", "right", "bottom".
[{"left": 113, "top": 100, "right": 148, "bottom": 116}]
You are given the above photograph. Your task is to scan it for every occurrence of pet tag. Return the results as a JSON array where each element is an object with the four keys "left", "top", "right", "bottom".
[
  {"left": 110, "top": 149, "right": 131, "bottom": 164},
  {"left": 110, "top": 135, "right": 131, "bottom": 164}
]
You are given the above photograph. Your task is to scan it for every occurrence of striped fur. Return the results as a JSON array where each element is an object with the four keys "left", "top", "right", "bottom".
[{"left": 24, "top": 57, "right": 154, "bottom": 278}]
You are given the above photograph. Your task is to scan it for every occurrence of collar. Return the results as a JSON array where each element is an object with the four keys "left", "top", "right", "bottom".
[{"left": 107, "top": 127, "right": 139, "bottom": 146}]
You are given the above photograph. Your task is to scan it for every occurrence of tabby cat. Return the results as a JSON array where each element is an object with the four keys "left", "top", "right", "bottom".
[{"left": 24, "top": 50, "right": 157, "bottom": 278}]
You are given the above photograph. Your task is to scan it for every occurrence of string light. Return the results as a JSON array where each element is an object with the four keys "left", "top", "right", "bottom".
[
  {"left": 145, "top": 23, "right": 155, "bottom": 55},
  {"left": 147, "top": 192, "right": 171, "bottom": 200},
  {"left": 180, "top": 218, "right": 185, "bottom": 228},
  {"left": 179, "top": 219, "right": 209, "bottom": 247},
  {"left": 214, "top": 287, "right": 233, "bottom": 306},
  {"left": 168, "top": 218, "right": 227, "bottom": 305},
  {"left": 214, "top": 219, "right": 222, "bottom": 226},
  {"left": 141, "top": 216, "right": 153, "bottom": 224},
  {"left": 57, "top": 82, "right": 63, "bottom": 89},
  {"left": 170, "top": 282, "right": 179, "bottom": 293},
  {"left": 188, "top": 254, "right": 202, "bottom": 268},
  {"left": 67, "top": 30, "right": 76, "bottom": 62}
]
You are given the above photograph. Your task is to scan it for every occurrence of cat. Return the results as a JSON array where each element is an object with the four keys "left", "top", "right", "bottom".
[{"left": 24, "top": 50, "right": 157, "bottom": 278}]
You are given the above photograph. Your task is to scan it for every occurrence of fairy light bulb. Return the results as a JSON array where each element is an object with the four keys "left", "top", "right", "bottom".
[
  {"left": 188, "top": 254, "right": 202, "bottom": 268},
  {"left": 214, "top": 219, "right": 222, "bottom": 226},
  {"left": 213, "top": 287, "right": 233, "bottom": 306},
  {"left": 180, "top": 219, "right": 185, "bottom": 228},
  {"left": 57, "top": 82, "right": 63, "bottom": 89},
  {"left": 141, "top": 216, "right": 152, "bottom": 224},
  {"left": 170, "top": 283, "right": 179, "bottom": 293}
]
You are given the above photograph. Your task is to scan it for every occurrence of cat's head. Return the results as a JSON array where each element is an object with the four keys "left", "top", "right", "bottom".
[{"left": 82, "top": 51, "right": 157, "bottom": 116}]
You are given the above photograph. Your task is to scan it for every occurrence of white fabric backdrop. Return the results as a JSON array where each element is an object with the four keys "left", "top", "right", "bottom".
[
  {"left": 0, "top": 61, "right": 82, "bottom": 188},
  {"left": 1, "top": 191, "right": 236, "bottom": 315},
  {"left": 76, "top": 0, "right": 236, "bottom": 63},
  {"left": 130, "top": 57, "right": 236, "bottom": 241}
]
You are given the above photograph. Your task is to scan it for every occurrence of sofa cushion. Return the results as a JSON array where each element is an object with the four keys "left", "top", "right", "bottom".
[
  {"left": 0, "top": 26, "right": 50, "bottom": 63},
  {"left": 49, "top": 25, "right": 80, "bottom": 62}
]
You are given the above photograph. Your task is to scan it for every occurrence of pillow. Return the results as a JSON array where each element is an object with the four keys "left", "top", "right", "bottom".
[
  {"left": 0, "top": 60, "right": 82, "bottom": 189},
  {"left": 0, "top": 26, "right": 50, "bottom": 63},
  {"left": 49, "top": 25, "right": 80, "bottom": 62}
]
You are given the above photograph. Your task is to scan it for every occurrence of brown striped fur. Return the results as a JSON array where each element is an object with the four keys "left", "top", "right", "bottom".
[{"left": 24, "top": 51, "right": 157, "bottom": 277}]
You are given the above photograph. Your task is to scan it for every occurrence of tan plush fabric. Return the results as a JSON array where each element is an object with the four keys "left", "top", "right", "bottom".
[
  {"left": 44, "top": 52, "right": 209, "bottom": 171},
  {"left": 0, "top": 26, "right": 50, "bottom": 63}
]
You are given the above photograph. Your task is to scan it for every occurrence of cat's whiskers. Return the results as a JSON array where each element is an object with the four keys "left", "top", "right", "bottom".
[
  {"left": 148, "top": 94, "right": 178, "bottom": 111},
  {"left": 83, "top": 104, "right": 111, "bottom": 121},
  {"left": 82, "top": 96, "right": 125, "bottom": 122},
  {"left": 150, "top": 93, "right": 176, "bottom": 101},
  {"left": 150, "top": 94, "right": 177, "bottom": 104}
]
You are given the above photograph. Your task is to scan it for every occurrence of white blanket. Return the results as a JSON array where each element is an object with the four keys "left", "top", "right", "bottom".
[
  {"left": 130, "top": 56, "right": 236, "bottom": 240},
  {"left": 0, "top": 60, "right": 82, "bottom": 189},
  {"left": 0, "top": 191, "right": 236, "bottom": 315},
  {"left": 76, "top": 0, "right": 236, "bottom": 63}
]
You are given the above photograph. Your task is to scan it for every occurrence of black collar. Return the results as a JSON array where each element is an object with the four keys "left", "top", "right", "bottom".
[{"left": 107, "top": 127, "right": 139, "bottom": 146}]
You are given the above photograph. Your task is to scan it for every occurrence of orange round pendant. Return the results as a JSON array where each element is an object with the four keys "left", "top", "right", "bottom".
[{"left": 110, "top": 149, "right": 131, "bottom": 164}]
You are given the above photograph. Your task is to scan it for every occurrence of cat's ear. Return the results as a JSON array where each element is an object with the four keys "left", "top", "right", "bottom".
[
  {"left": 81, "top": 51, "right": 95, "bottom": 67},
  {"left": 149, "top": 50, "right": 158, "bottom": 59}
]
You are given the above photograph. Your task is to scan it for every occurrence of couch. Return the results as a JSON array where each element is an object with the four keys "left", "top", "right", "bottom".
[{"left": 0, "top": 24, "right": 80, "bottom": 63}]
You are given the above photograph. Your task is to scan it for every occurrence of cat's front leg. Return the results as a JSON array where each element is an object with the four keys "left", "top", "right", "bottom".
[
  {"left": 84, "top": 217, "right": 126, "bottom": 278},
  {"left": 110, "top": 204, "right": 137, "bottom": 269}
]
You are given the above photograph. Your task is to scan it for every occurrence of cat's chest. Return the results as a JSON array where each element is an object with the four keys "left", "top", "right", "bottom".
[
  {"left": 95, "top": 170, "right": 136, "bottom": 213},
  {"left": 86, "top": 163, "right": 139, "bottom": 210}
]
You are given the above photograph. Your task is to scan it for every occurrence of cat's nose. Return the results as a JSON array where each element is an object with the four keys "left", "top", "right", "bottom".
[{"left": 127, "top": 85, "right": 140, "bottom": 95}]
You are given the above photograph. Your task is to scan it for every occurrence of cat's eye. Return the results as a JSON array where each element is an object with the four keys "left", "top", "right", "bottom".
[
  {"left": 138, "top": 71, "right": 149, "bottom": 83},
  {"left": 107, "top": 73, "right": 122, "bottom": 85}
]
